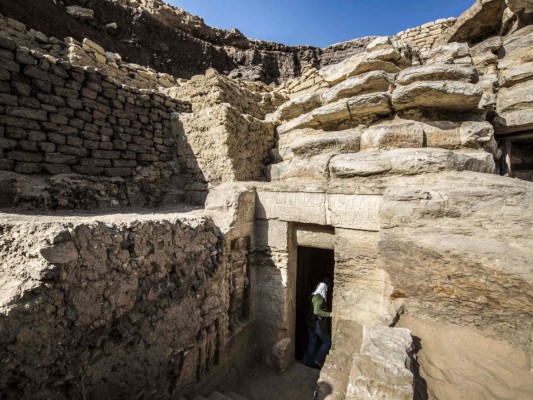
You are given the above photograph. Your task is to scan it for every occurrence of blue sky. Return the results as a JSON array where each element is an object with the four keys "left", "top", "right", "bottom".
[{"left": 169, "top": 0, "right": 473, "bottom": 47}]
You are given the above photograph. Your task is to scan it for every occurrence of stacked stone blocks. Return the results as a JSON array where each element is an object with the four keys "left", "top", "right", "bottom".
[{"left": 0, "top": 37, "right": 190, "bottom": 179}]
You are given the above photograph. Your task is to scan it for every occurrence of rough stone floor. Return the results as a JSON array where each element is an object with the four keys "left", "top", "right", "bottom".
[{"left": 221, "top": 361, "right": 320, "bottom": 400}]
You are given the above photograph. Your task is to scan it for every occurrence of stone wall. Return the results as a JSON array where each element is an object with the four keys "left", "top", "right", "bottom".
[
  {"left": 0, "top": 206, "right": 259, "bottom": 400},
  {"left": 396, "top": 18, "right": 457, "bottom": 51},
  {"left": 0, "top": 36, "right": 191, "bottom": 208}
]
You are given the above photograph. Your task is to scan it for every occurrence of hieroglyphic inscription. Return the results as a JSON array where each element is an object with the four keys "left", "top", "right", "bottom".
[
  {"left": 256, "top": 191, "right": 327, "bottom": 225},
  {"left": 327, "top": 194, "right": 382, "bottom": 231}
]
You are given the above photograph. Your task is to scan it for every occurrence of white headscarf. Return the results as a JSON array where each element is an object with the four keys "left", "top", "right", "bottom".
[{"left": 312, "top": 282, "right": 328, "bottom": 302}]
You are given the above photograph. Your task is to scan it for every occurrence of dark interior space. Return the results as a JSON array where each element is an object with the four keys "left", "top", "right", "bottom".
[
  {"left": 295, "top": 246, "right": 335, "bottom": 361},
  {"left": 498, "top": 133, "right": 533, "bottom": 182}
]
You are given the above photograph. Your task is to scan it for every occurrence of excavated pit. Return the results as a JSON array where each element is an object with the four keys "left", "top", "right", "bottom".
[{"left": 1, "top": 1, "right": 533, "bottom": 399}]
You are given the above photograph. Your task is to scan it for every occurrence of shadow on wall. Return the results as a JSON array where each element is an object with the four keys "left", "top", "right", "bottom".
[
  {"left": 411, "top": 335, "right": 429, "bottom": 400},
  {"left": 171, "top": 115, "right": 209, "bottom": 206},
  {"left": 249, "top": 221, "right": 288, "bottom": 369}
]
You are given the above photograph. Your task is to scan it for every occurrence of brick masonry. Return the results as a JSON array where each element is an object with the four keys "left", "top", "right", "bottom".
[{"left": 0, "top": 36, "right": 190, "bottom": 180}]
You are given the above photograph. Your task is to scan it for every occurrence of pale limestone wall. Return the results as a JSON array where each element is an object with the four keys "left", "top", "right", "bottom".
[{"left": 396, "top": 17, "right": 457, "bottom": 51}]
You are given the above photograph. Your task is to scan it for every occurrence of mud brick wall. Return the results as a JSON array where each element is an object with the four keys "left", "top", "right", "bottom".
[
  {"left": 0, "top": 36, "right": 191, "bottom": 206},
  {"left": 396, "top": 18, "right": 457, "bottom": 51},
  {"left": 0, "top": 216, "right": 232, "bottom": 399}
]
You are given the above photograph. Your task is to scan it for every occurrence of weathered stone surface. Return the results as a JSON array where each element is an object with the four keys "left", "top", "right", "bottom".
[
  {"left": 346, "top": 326, "right": 413, "bottom": 400},
  {"left": 360, "top": 122, "right": 424, "bottom": 151},
  {"left": 277, "top": 93, "right": 391, "bottom": 133},
  {"left": 330, "top": 148, "right": 495, "bottom": 177},
  {"left": 65, "top": 6, "right": 95, "bottom": 21},
  {"left": 272, "top": 92, "right": 322, "bottom": 122},
  {"left": 494, "top": 80, "right": 533, "bottom": 133},
  {"left": 321, "top": 71, "right": 394, "bottom": 104},
  {"left": 506, "top": 0, "right": 533, "bottom": 14},
  {"left": 177, "top": 103, "right": 274, "bottom": 190},
  {"left": 319, "top": 51, "right": 401, "bottom": 85},
  {"left": 289, "top": 130, "right": 361, "bottom": 157},
  {"left": 396, "top": 64, "right": 478, "bottom": 85},
  {"left": 444, "top": 0, "right": 507, "bottom": 43},
  {"left": 392, "top": 81, "right": 483, "bottom": 111},
  {"left": 346, "top": 92, "right": 392, "bottom": 120}
]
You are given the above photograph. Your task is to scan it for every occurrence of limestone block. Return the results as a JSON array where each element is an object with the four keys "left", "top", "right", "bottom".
[
  {"left": 289, "top": 129, "right": 361, "bottom": 157},
  {"left": 346, "top": 92, "right": 392, "bottom": 120},
  {"left": 82, "top": 38, "right": 105, "bottom": 55},
  {"left": 321, "top": 71, "right": 394, "bottom": 104},
  {"left": 312, "top": 98, "right": 352, "bottom": 126},
  {"left": 319, "top": 51, "right": 401, "bottom": 85},
  {"left": 367, "top": 36, "right": 393, "bottom": 52},
  {"left": 254, "top": 219, "right": 288, "bottom": 252},
  {"left": 360, "top": 122, "right": 424, "bottom": 151},
  {"left": 420, "top": 42, "right": 470, "bottom": 64},
  {"left": 272, "top": 91, "right": 322, "bottom": 122},
  {"left": 346, "top": 326, "right": 413, "bottom": 400},
  {"left": 269, "top": 154, "right": 332, "bottom": 180},
  {"left": 459, "top": 121, "right": 497, "bottom": 155},
  {"left": 329, "top": 148, "right": 495, "bottom": 178},
  {"left": 391, "top": 81, "right": 482, "bottom": 111},
  {"left": 499, "top": 62, "right": 533, "bottom": 87},
  {"left": 396, "top": 64, "right": 478, "bottom": 85},
  {"left": 497, "top": 28, "right": 533, "bottom": 85},
  {"left": 327, "top": 194, "right": 382, "bottom": 231},
  {"left": 506, "top": 0, "right": 533, "bottom": 14},
  {"left": 277, "top": 113, "right": 318, "bottom": 135},
  {"left": 494, "top": 80, "right": 533, "bottom": 133},
  {"left": 256, "top": 190, "right": 327, "bottom": 225},
  {"left": 66, "top": 6, "right": 95, "bottom": 21},
  {"left": 277, "top": 93, "right": 391, "bottom": 134},
  {"left": 295, "top": 225, "right": 334, "bottom": 249},
  {"left": 444, "top": 0, "right": 506, "bottom": 44}
]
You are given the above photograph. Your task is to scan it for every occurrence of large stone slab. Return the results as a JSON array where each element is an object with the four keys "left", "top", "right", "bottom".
[
  {"left": 396, "top": 65, "right": 478, "bottom": 86},
  {"left": 330, "top": 148, "right": 495, "bottom": 177},
  {"left": 506, "top": 0, "right": 533, "bottom": 14},
  {"left": 319, "top": 51, "right": 401, "bottom": 85},
  {"left": 346, "top": 326, "right": 413, "bottom": 400},
  {"left": 392, "top": 81, "right": 483, "bottom": 111},
  {"left": 273, "top": 92, "right": 323, "bottom": 122},
  {"left": 360, "top": 122, "right": 424, "bottom": 151},
  {"left": 255, "top": 189, "right": 383, "bottom": 231},
  {"left": 327, "top": 194, "right": 382, "bottom": 231},
  {"left": 321, "top": 71, "right": 394, "bottom": 104},
  {"left": 494, "top": 80, "right": 533, "bottom": 133},
  {"left": 256, "top": 190, "right": 327, "bottom": 225},
  {"left": 444, "top": 0, "right": 506, "bottom": 43},
  {"left": 277, "top": 93, "right": 391, "bottom": 134},
  {"left": 290, "top": 130, "right": 361, "bottom": 156},
  {"left": 347, "top": 92, "right": 392, "bottom": 119}
]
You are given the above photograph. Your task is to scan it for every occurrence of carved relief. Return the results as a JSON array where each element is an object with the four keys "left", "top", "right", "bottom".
[
  {"left": 228, "top": 237, "right": 251, "bottom": 334},
  {"left": 256, "top": 191, "right": 327, "bottom": 225},
  {"left": 327, "top": 194, "right": 382, "bottom": 231}
]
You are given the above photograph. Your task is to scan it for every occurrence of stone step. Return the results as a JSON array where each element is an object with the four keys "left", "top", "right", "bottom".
[
  {"left": 223, "top": 391, "right": 251, "bottom": 400},
  {"left": 207, "top": 391, "right": 233, "bottom": 400},
  {"left": 192, "top": 395, "right": 209, "bottom": 400}
]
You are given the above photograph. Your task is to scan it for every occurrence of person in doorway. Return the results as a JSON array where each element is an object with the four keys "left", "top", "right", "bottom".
[{"left": 305, "top": 278, "right": 332, "bottom": 369}]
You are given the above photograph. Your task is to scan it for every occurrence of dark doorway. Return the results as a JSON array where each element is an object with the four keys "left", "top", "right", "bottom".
[{"left": 294, "top": 246, "right": 335, "bottom": 361}]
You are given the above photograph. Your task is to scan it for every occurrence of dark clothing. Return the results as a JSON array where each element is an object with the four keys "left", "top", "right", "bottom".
[
  {"left": 305, "top": 294, "right": 331, "bottom": 367},
  {"left": 306, "top": 320, "right": 331, "bottom": 367}
]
